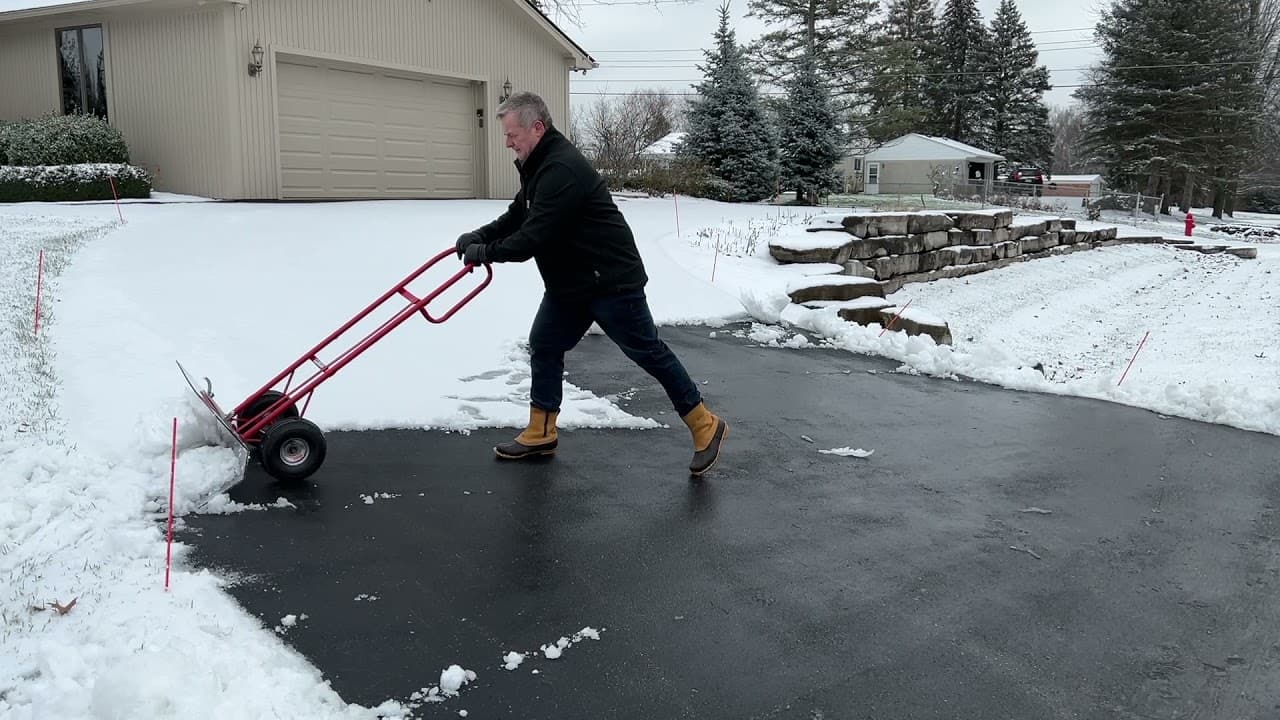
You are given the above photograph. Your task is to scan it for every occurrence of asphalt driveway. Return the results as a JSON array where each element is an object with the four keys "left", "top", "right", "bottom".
[{"left": 179, "top": 323, "right": 1280, "bottom": 719}]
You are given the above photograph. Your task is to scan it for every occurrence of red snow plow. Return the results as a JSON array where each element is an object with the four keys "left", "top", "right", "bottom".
[{"left": 178, "top": 248, "right": 492, "bottom": 484}]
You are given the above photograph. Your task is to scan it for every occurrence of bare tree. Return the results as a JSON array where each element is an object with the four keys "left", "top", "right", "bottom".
[
  {"left": 575, "top": 90, "right": 679, "bottom": 173},
  {"left": 1048, "top": 105, "right": 1100, "bottom": 175},
  {"left": 529, "top": 0, "right": 696, "bottom": 27},
  {"left": 1239, "top": 0, "right": 1280, "bottom": 204}
]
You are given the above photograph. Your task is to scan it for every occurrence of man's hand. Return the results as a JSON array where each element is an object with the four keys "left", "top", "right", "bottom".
[
  {"left": 462, "top": 242, "right": 487, "bottom": 265},
  {"left": 455, "top": 231, "right": 482, "bottom": 259}
]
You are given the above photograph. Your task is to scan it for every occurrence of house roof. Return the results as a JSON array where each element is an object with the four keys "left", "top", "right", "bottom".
[
  {"left": 640, "top": 131, "right": 685, "bottom": 156},
  {"left": 865, "top": 133, "right": 1004, "bottom": 162},
  {"left": 0, "top": 0, "right": 597, "bottom": 68}
]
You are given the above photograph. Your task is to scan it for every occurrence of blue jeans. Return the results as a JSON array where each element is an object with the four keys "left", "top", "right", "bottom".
[{"left": 529, "top": 290, "right": 703, "bottom": 417}]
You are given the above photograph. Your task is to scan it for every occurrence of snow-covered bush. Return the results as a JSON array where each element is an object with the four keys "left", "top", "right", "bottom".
[
  {"left": 2, "top": 113, "right": 131, "bottom": 166},
  {"left": 0, "top": 163, "right": 151, "bottom": 202},
  {"left": 602, "top": 158, "right": 737, "bottom": 202}
]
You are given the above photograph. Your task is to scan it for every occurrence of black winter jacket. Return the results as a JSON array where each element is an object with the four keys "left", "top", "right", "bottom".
[{"left": 471, "top": 127, "right": 648, "bottom": 301}]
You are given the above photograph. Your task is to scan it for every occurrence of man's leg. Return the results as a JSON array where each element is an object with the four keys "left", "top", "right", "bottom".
[
  {"left": 497, "top": 293, "right": 593, "bottom": 460},
  {"left": 591, "top": 290, "right": 728, "bottom": 476}
]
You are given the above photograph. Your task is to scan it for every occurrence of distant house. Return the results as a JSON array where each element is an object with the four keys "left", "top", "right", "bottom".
[
  {"left": 639, "top": 131, "right": 685, "bottom": 166},
  {"left": 1044, "top": 174, "right": 1104, "bottom": 198},
  {"left": 861, "top": 133, "right": 1005, "bottom": 195},
  {"left": 0, "top": 0, "right": 596, "bottom": 200}
]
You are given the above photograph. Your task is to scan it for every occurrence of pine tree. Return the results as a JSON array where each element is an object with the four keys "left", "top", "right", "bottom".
[
  {"left": 928, "top": 0, "right": 989, "bottom": 144},
  {"left": 976, "top": 0, "right": 1053, "bottom": 168},
  {"left": 1077, "top": 0, "right": 1264, "bottom": 216},
  {"left": 865, "top": 0, "right": 939, "bottom": 141},
  {"left": 778, "top": 50, "right": 845, "bottom": 204},
  {"left": 745, "top": 0, "right": 881, "bottom": 118},
  {"left": 679, "top": 1, "right": 779, "bottom": 201}
]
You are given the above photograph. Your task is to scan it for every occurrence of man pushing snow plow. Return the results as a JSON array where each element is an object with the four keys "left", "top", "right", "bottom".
[{"left": 179, "top": 91, "right": 728, "bottom": 486}]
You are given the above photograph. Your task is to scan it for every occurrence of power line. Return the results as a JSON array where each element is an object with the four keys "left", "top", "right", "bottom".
[
  {"left": 568, "top": 79, "right": 1222, "bottom": 98},
  {"left": 570, "top": 59, "right": 1260, "bottom": 83},
  {"left": 590, "top": 25, "right": 1098, "bottom": 50},
  {"left": 594, "top": 44, "right": 1098, "bottom": 64}
]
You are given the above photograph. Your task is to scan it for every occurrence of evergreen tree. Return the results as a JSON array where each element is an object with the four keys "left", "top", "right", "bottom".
[
  {"left": 679, "top": 1, "right": 779, "bottom": 201},
  {"left": 745, "top": 0, "right": 881, "bottom": 118},
  {"left": 865, "top": 0, "right": 939, "bottom": 141},
  {"left": 928, "top": 0, "right": 989, "bottom": 144},
  {"left": 976, "top": 0, "right": 1053, "bottom": 168},
  {"left": 777, "top": 51, "right": 844, "bottom": 204},
  {"left": 1077, "top": 0, "right": 1263, "bottom": 216}
]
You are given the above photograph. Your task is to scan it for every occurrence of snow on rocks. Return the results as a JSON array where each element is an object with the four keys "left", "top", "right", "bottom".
[{"left": 785, "top": 275, "right": 885, "bottom": 304}]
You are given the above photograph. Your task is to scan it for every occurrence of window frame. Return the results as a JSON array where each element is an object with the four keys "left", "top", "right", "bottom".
[{"left": 55, "top": 22, "right": 109, "bottom": 119}]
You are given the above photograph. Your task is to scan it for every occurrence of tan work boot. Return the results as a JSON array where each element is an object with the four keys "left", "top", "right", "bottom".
[
  {"left": 681, "top": 402, "right": 728, "bottom": 476},
  {"left": 495, "top": 407, "right": 559, "bottom": 459}
]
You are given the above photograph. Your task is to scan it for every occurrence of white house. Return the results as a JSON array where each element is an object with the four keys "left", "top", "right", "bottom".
[{"left": 862, "top": 133, "right": 1005, "bottom": 195}]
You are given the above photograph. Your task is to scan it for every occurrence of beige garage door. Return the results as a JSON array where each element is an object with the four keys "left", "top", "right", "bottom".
[{"left": 276, "top": 58, "right": 476, "bottom": 199}]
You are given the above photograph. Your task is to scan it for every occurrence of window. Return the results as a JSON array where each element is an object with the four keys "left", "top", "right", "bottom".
[
  {"left": 867, "top": 162, "right": 880, "bottom": 185},
  {"left": 57, "top": 24, "right": 108, "bottom": 119}
]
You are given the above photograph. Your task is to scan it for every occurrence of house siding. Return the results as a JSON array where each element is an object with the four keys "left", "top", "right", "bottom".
[
  {"left": 877, "top": 160, "right": 945, "bottom": 195},
  {"left": 104, "top": 7, "right": 230, "bottom": 198},
  {"left": 0, "top": 27, "right": 59, "bottom": 120},
  {"left": 0, "top": 5, "right": 231, "bottom": 198},
  {"left": 228, "top": 0, "right": 575, "bottom": 200}
]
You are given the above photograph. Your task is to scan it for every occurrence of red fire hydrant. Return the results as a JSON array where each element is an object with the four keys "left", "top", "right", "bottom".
[{"left": 1185, "top": 212, "right": 1196, "bottom": 236}]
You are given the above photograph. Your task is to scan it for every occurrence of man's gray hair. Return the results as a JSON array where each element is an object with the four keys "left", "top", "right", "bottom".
[{"left": 497, "top": 90, "right": 555, "bottom": 129}]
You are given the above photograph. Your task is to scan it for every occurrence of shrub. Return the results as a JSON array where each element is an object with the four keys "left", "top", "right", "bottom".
[
  {"left": 601, "top": 159, "right": 745, "bottom": 202},
  {"left": 0, "top": 120, "right": 12, "bottom": 165},
  {"left": 2, "top": 114, "right": 131, "bottom": 166},
  {"left": 0, "top": 164, "right": 151, "bottom": 202}
]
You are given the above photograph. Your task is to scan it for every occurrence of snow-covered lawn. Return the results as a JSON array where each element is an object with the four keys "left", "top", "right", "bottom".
[{"left": 1, "top": 193, "right": 1277, "bottom": 718}]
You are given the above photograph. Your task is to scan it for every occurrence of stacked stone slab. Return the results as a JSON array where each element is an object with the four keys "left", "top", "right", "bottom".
[
  {"left": 768, "top": 210, "right": 1256, "bottom": 295},
  {"left": 782, "top": 275, "right": 954, "bottom": 345}
]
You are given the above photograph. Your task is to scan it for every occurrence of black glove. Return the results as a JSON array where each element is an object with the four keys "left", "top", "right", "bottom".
[
  {"left": 455, "top": 231, "right": 482, "bottom": 259},
  {"left": 462, "top": 242, "right": 488, "bottom": 265}
]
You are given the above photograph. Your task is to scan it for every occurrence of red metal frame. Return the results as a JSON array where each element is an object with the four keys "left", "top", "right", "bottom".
[{"left": 231, "top": 248, "right": 492, "bottom": 444}]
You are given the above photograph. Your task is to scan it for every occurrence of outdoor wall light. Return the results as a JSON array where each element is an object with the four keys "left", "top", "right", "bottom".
[
  {"left": 499, "top": 77, "right": 512, "bottom": 103},
  {"left": 248, "top": 41, "right": 264, "bottom": 77}
]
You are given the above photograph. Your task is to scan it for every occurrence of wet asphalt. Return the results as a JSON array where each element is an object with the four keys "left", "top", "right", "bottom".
[{"left": 178, "top": 323, "right": 1280, "bottom": 719}]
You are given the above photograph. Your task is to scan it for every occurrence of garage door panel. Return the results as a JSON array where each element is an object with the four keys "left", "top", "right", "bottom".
[{"left": 276, "top": 58, "right": 476, "bottom": 199}]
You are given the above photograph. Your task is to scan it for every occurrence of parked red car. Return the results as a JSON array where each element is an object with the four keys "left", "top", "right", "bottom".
[{"left": 1009, "top": 166, "right": 1046, "bottom": 185}]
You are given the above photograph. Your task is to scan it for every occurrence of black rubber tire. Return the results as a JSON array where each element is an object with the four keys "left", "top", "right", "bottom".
[
  {"left": 239, "top": 390, "right": 299, "bottom": 425},
  {"left": 258, "top": 417, "right": 327, "bottom": 482}
]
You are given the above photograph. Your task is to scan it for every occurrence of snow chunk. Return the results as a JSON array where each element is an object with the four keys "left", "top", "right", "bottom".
[
  {"left": 438, "top": 665, "right": 476, "bottom": 696},
  {"left": 502, "top": 651, "right": 526, "bottom": 670},
  {"left": 819, "top": 447, "right": 875, "bottom": 458}
]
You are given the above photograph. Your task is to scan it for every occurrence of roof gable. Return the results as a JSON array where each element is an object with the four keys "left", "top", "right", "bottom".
[{"left": 866, "top": 133, "right": 1004, "bottom": 162}]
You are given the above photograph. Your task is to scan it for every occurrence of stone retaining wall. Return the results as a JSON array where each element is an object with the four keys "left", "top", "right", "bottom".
[{"left": 768, "top": 209, "right": 1256, "bottom": 345}]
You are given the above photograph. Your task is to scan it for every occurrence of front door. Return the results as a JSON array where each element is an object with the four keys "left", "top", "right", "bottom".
[{"left": 866, "top": 162, "right": 881, "bottom": 195}]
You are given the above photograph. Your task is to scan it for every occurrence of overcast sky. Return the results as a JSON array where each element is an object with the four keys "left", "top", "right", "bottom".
[{"left": 562, "top": 0, "right": 1107, "bottom": 115}]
